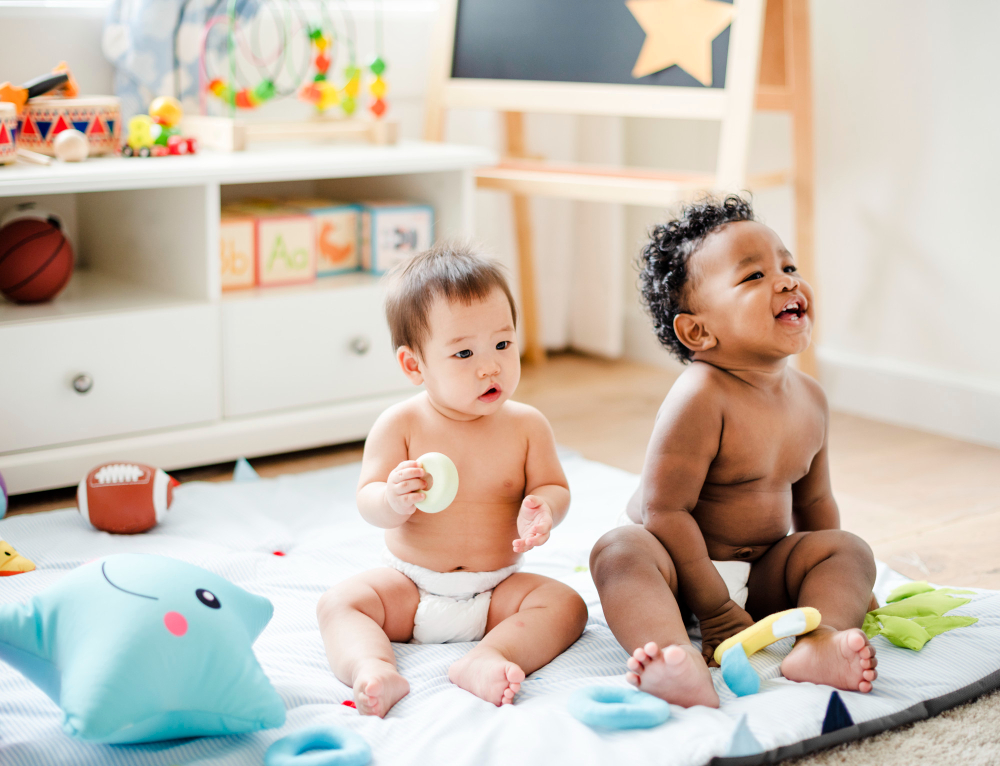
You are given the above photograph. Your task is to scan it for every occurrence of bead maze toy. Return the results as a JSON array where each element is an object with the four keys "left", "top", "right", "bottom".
[{"left": 181, "top": 0, "right": 397, "bottom": 151}]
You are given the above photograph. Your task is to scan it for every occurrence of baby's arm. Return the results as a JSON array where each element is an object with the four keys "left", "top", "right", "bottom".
[
  {"left": 792, "top": 384, "right": 840, "bottom": 531},
  {"left": 640, "top": 375, "right": 754, "bottom": 661},
  {"left": 356, "top": 405, "right": 425, "bottom": 529},
  {"left": 513, "top": 406, "right": 570, "bottom": 553}
]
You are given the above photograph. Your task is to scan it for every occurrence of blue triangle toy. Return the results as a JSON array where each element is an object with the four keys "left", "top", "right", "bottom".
[
  {"left": 233, "top": 457, "right": 260, "bottom": 482},
  {"left": 726, "top": 714, "right": 763, "bottom": 757},
  {"left": 821, "top": 691, "right": 854, "bottom": 734}
]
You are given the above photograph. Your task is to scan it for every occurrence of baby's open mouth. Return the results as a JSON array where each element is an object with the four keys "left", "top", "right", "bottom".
[
  {"left": 479, "top": 385, "right": 501, "bottom": 402},
  {"left": 776, "top": 299, "right": 806, "bottom": 321}
]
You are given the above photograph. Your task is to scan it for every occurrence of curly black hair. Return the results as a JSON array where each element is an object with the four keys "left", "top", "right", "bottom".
[{"left": 638, "top": 195, "right": 756, "bottom": 362}]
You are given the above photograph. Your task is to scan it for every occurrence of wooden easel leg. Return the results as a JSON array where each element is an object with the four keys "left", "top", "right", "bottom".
[
  {"left": 787, "top": 0, "right": 818, "bottom": 378},
  {"left": 504, "top": 111, "right": 546, "bottom": 365}
]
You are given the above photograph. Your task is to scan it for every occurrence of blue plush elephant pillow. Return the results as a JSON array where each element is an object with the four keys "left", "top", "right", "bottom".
[{"left": 0, "top": 553, "right": 286, "bottom": 743}]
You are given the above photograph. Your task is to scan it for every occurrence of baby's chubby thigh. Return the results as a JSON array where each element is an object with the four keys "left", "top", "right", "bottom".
[
  {"left": 744, "top": 530, "right": 877, "bottom": 622},
  {"left": 481, "top": 572, "right": 589, "bottom": 666},
  {"left": 317, "top": 567, "right": 421, "bottom": 643}
]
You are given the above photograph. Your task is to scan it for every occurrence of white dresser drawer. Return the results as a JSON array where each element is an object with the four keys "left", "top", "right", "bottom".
[
  {"left": 222, "top": 281, "right": 409, "bottom": 418},
  {"left": 0, "top": 306, "right": 221, "bottom": 453}
]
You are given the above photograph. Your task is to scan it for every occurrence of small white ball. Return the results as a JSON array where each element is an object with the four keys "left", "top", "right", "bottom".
[{"left": 53, "top": 129, "right": 89, "bottom": 162}]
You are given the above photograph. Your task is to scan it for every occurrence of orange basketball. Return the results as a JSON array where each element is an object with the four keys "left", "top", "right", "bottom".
[{"left": 0, "top": 217, "right": 74, "bottom": 303}]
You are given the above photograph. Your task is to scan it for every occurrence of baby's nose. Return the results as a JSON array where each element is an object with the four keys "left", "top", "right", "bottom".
[{"left": 776, "top": 273, "right": 799, "bottom": 290}]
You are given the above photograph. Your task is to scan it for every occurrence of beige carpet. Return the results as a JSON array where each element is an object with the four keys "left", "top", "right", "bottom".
[{"left": 787, "top": 689, "right": 1000, "bottom": 765}]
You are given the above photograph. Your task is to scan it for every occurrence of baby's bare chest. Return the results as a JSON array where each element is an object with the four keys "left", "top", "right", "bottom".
[
  {"left": 710, "top": 395, "right": 825, "bottom": 486},
  {"left": 407, "top": 423, "right": 527, "bottom": 504}
]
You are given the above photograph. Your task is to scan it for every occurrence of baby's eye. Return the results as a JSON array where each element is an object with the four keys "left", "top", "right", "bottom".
[
  {"left": 783, "top": 265, "right": 798, "bottom": 273},
  {"left": 454, "top": 349, "right": 473, "bottom": 359},
  {"left": 741, "top": 271, "right": 764, "bottom": 283},
  {"left": 496, "top": 341, "right": 510, "bottom": 350}
]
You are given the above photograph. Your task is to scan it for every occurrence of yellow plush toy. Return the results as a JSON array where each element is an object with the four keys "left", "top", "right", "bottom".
[{"left": 0, "top": 540, "right": 36, "bottom": 576}]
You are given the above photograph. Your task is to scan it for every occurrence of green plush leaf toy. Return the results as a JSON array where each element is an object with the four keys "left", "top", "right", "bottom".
[{"left": 864, "top": 582, "right": 978, "bottom": 650}]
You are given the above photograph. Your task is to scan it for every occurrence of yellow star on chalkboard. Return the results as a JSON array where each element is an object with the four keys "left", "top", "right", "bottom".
[{"left": 626, "top": 0, "right": 736, "bottom": 85}]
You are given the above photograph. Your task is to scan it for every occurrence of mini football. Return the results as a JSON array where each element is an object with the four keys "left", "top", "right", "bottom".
[{"left": 76, "top": 463, "right": 178, "bottom": 534}]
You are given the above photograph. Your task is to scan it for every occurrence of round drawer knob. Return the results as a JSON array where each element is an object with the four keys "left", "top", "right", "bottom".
[
  {"left": 72, "top": 374, "right": 93, "bottom": 394},
  {"left": 349, "top": 336, "right": 371, "bottom": 356}
]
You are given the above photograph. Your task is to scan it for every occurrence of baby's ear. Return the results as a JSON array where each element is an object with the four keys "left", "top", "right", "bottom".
[
  {"left": 673, "top": 313, "right": 717, "bottom": 353},
  {"left": 396, "top": 346, "right": 424, "bottom": 385}
]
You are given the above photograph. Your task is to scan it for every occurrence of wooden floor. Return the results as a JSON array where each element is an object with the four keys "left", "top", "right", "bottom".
[{"left": 8, "top": 353, "right": 1000, "bottom": 589}]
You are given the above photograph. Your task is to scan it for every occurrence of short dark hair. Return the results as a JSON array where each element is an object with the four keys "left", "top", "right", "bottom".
[
  {"left": 384, "top": 242, "right": 518, "bottom": 354},
  {"left": 638, "top": 195, "right": 756, "bottom": 362}
]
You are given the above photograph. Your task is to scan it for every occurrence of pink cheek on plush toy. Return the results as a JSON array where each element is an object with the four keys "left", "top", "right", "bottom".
[{"left": 164, "top": 611, "right": 188, "bottom": 636}]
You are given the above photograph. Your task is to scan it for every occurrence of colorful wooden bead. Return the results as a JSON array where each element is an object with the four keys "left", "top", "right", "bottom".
[
  {"left": 369, "top": 76, "right": 386, "bottom": 99},
  {"left": 317, "top": 82, "right": 340, "bottom": 111},
  {"left": 369, "top": 56, "right": 386, "bottom": 76},
  {"left": 369, "top": 98, "right": 386, "bottom": 118}
]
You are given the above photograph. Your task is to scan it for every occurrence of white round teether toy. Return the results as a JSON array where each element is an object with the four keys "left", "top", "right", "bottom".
[{"left": 415, "top": 452, "right": 459, "bottom": 514}]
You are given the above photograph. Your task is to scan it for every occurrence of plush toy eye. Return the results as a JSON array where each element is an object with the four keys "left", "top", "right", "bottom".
[{"left": 196, "top": 589, "right": 221, "bottom": 609}]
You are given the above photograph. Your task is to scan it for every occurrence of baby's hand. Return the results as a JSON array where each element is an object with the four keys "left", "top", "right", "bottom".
[
  {"left": 384, "top": 460, "right": 433, "bottom": 517},
  {"left": 513, "top": 495, "right": 553, "bottom": 553},
  {"left": 698, "top": 600, "right": 756, "bottom": 666}
]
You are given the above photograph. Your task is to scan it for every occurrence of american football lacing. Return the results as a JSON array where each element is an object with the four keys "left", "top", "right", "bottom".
[{"left": 94, "top": 464, "right": 146, "bottom": 485}]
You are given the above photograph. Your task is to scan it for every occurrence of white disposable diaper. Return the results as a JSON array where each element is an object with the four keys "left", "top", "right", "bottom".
[
  {"left": 712, "top": 559, "right": 751, "bottom": 609},
  {"left": 382, "top": 550, "right": 521, "bottom": 644}
]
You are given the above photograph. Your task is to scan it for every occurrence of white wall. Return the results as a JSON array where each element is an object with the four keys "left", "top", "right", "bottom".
[{"left": 809, "top": 1, "right": 1000, "bottom": 447}]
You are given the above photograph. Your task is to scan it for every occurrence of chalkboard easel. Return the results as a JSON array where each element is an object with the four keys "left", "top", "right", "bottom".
[{"left": 425, "top": 0, "right": 817, "bottom": 377}]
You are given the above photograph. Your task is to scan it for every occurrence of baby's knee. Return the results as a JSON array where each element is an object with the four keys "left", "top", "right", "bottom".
[
  {"left": 589, "top": 525, "right": 660, "bottom": 581},
  {"left": 316, "top": 582, "right": 374, "bottom": 624},
  {"left": 548, "top": 582, "right": 589, "bottom": 636},
  {"left": 811, "top": 530, "right": 876, "bottom": 578}
]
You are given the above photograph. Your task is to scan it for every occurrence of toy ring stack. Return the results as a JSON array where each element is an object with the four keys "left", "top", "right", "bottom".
[
  {"left": 265, "top": 725, "right": 371, "bottom": 766},
  {"left": 414, "top": 452, "right": 459, "bottom": 514},
  {"left": 568, "top": 686, "right": 671, "bottom": 730}
]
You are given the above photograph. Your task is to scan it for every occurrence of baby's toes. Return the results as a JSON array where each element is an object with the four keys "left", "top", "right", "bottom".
[
  {"left": 626, "top": 671, "right": 640, "bottom": 687},
  {"left": 846, "top": 629, "right": 867, "bottom": 653},
  {"left": 632, "top": 645, "right": 653, "bottom": 666}
]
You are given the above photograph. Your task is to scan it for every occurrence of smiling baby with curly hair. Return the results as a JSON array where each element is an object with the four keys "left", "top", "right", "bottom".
[{"left": 590, "top": 196, "right": 879, "bottom": 708}]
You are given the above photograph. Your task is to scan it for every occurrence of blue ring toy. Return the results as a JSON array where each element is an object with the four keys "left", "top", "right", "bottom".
[
  {"left": 265, "top": 726, "right": 372, "bottom": 766},
  {"left": 568, "top": 686, "right": 671, "bottom": 729}
]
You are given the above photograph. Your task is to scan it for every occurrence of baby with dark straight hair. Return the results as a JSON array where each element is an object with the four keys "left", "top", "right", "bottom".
[
  {"left": 317, "top": 242, "right": 587, "bottom": 717},
  {"left": 591, "top": 196, "right": 878, "bottom": 708}
]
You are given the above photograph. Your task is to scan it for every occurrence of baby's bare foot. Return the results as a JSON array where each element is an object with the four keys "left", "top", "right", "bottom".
[
  {"left": 448, "top": 648, "right": 525, "bottom": 706},
  {"left": 781, "top": 626, "right": 878, "bottom": 693},
  {"left": 625, "top": 642, "right": 720, "bottom": 708},
  {"left": 353, "top": 659, "right": 410, "bottom": 717}
]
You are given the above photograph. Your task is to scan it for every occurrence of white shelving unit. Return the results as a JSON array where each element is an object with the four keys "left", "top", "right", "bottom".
[{"left": 0, "top": 141, "right": 494, "bottom": 494}]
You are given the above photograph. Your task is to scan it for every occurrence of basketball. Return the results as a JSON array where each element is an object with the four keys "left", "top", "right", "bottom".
[{"left": 0, "top": 215, "right": 74, "bottom": 303}]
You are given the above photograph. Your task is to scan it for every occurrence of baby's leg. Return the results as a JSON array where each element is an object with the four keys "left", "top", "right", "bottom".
[
  {"left": 316, "top": 567, "right": 419, "bottom": 717},
  {"left": 448, "top": 573, "right": 587, "bottom": 706},
  {"left": 746, "top": 530, "right": 879, "bottom": 692},
  {"left": 589, "top": 525, "right": 719, "bottom": 708}
]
